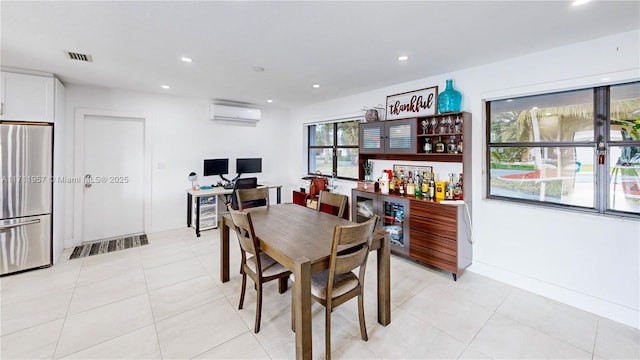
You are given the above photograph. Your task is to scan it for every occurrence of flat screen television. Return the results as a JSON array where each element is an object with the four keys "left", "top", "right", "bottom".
[
  {"left": 203, "top": 158, "right": 229, "bottom": 176},
  {"left": 236, "top": 158, "right": 262, "bottom": 174}
]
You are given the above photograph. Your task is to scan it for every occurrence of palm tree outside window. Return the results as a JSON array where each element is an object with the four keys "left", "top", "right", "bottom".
[{"left": 487, "top": 81, "right": 639, "bottom": 217}]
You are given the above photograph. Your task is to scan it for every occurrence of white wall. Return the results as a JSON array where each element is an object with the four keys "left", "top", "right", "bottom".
[
  {"left": 288, "top": 30, "right": 640, "bottom": 328},
  {"left": 63, "top": 86, "right": 290, "bottom": 246}
]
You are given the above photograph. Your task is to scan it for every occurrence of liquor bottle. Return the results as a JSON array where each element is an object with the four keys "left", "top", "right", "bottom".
[
  {"left": 428, "top": 179, "right": 435, "bottom": 200},
  {"left": 399, "top": 178, "right": 405, "bottom": 196},
  {"left": 454, "top": 173, "right": 463, "bottom": 200},
  {"left": 421, "top": 172, "right": 429, "bottom": 198},
  {"left": 380, "top": 171, "right": 389, "bottom": 194},
  {"left": 406, "top": 178, "right": 415, "bottom": 197},
  {"left": 446, "top": 173, "right": 455, "bottom": 200},
  {"left": 435, "top": 136, "right": 445, "bottom": 153},
  {"left": 389, "top": 174, "right": 396, "bottom": 194},
  {"left": 423, "top": 138, "right": 432, "bottom": 153},
  {"left": 414, "top": 177, "right": 422, "bottom": 198}
]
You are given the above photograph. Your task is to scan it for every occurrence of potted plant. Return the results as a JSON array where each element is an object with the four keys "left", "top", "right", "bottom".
[{"left": 362, "top": 160, "right": 373, "bottom": 181}]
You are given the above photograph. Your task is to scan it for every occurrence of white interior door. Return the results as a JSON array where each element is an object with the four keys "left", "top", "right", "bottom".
[{"left": 80, "top": 115, "right": 144, "bottom": 243}]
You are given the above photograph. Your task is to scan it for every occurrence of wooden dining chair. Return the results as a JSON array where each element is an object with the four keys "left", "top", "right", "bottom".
[
  {"left": 316, "top": 190, "right": 348, "bottom": 218},
  {"left": 236, "top": 187, "right": 269, "bottom": 210},
  {"left": 292, "top": 215, "right": 378, "bottom": 359},
  {"left": 227, "top": 206, "right": 291, "bottom": 333}
]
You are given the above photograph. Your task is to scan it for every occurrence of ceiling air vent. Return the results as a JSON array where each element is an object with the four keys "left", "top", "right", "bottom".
[{"left": 65, "top": 51, "right": 93, "bottom": 62}]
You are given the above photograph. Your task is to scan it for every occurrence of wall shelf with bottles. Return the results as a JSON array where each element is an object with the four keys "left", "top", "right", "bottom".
[
  {"left": 358, "top": 111, "right": 471, "bottom": 175},
  {"left": 357, "top": 111, "right": 471, "bottom": 203},
  {"left": 416, "top": 112, "right": 469, "bottom": 155}
]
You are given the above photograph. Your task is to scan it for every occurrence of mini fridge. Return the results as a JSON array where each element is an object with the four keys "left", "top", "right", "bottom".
[{"left": 352, "top": 189, "right": 410, "bottom": 256}]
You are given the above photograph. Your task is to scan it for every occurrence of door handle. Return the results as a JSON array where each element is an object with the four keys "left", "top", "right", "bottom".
[
  {"left": 0, "top": 102, "right": 3, "bottom": 115},
  {"left": 0, "top": 219, "right": 41, "bottom": 230},
  {"left": 84, "top": 174, "right": 92, "bottom": 188}
]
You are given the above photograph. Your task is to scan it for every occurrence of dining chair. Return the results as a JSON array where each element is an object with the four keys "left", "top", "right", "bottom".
[
  {"left": 316, "top": 190, "right": 348, "bottom": 218},
  {"left": 228, "top": 205, "right": 291, "bottom": 333},
  {"left": 292, "top": 215, "right": 378, "bottom": 359},
  {"left": 236, "top": 187, "right": 269, "bottom": 210}
]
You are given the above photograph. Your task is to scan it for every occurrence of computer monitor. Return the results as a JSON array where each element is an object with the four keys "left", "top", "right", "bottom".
[
  {"left": 203, "top": 158, "right": 230, "bottom": 182},
  {"left": 236, "top": 158, "right": 262, "bottom": 174}
]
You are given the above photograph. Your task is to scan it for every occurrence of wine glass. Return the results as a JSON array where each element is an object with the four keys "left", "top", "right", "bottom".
[
  {"left": 421, "top": 120, "right": 428, "bottom": 134},
  {"left": 430, "top": 118, "right": 438, "bottom": 134},
  {"left": 439, "top": 117, "right": 447, "bottom": 134},
  {"left": 454, "top": 115, "right": 462, "bottom": 133},
  {"left": 446, "top": 116, "right": 453, "bottom": 132}
]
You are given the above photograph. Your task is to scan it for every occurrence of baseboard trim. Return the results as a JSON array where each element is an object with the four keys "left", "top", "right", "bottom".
[{"left": 467, "top": 262, "right": 639, "bottom": 329}]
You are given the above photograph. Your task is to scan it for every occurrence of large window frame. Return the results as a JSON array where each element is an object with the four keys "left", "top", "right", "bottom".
[
  {"left": 486, "top": 81, "right": 640, "bottom": 218},
  {"left": 307, "top": 119, "right": 359, "bottom": 180}
]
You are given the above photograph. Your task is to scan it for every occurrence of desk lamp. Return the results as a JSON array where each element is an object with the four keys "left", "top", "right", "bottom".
[{"left": 188, "top": 172, "right": 198, "bottom": 190}]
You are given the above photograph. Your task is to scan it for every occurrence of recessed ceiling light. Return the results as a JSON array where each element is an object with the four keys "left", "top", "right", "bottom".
[
  {"left": 506, "top": 99, "right": 513, "bottom": 102},
  {"left": 267, "top": 99, "right": 273, "bottom": 103},
  {"left": 161, "top": 85, "right": 170, "bottom": 89},
  {"left": 398, "top": 55, "right": 409, "bottom": 61},
  {"left": 532, "top": 106, "right": 538, "bottom": 110},
  {"left": 601, "top": 77, "right": 611, "bottom": 82},
  {"left": 572, "top": 0, "right": 590, "bottom": 6},
  {"left": 181, "top": 57, "right": 193, "bottom": 63},
  {"left": 312, "top": 84, "right": 320, "bottom": 88}
]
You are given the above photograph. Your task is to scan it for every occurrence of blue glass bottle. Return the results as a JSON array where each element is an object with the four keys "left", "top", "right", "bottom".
[{"left": 437, "top": 79, "right": 462, "bottom": 114}]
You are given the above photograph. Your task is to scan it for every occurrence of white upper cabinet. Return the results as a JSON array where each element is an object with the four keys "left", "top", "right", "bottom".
[{"left": 0, "top": 72, "right": 55, "bottom": 122}]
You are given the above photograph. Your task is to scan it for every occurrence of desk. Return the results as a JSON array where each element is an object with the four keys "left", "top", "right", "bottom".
[
  {"left": 186, "top": 183, "right": 282, "bottom": 237},
  {"left": 220, "top": 203, "right": 390, "bottom": 360}
]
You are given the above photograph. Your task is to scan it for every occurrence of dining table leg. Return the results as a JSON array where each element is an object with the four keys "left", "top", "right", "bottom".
[
  {"left": 220, "top": 215, "right": 231, "bottom": 283},
  {"left": 377, "top": 232, "right": 391, "bottom": 326},
  {"left": 293, "top": 257, "right": 312, "bottom": 360}
]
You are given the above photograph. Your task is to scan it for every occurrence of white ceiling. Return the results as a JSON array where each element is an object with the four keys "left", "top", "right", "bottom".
[{"left": 2, "top": 1, "right": 638, "bottom": 109}]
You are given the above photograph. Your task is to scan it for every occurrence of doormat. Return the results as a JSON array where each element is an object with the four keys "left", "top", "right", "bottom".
[{"left": 69, "top": 234, "right": 148, "bottom": 260}]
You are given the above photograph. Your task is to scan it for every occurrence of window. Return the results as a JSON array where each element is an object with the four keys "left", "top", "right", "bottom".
[
  {"left": 487, "top": 82, "right": 640, "bottom": 217},
  {"left": 308, "top": 119, "right": 359, "bottom": 180}
]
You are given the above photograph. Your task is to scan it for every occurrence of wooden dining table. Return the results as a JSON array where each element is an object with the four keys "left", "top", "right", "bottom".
[{"left": 219, "top": 203, "right": 391, "bottom": 360}]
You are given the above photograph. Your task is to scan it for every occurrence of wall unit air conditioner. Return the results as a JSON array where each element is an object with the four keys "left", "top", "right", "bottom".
[{"left": 210, "top": 104, "right": 261, "bottom": 123}]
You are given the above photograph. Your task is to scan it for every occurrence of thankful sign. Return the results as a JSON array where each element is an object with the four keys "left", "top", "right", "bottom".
[{"left": 385, "top": 86, "right": 438, "bottom": 120}]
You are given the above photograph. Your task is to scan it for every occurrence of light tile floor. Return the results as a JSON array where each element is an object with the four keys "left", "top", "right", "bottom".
[{"left": 1, "top": 227, "right": 638, "bottom": 359}]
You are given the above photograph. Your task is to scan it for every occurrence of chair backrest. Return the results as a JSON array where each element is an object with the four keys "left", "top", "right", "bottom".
[
  {"left": 327, "top": 215, "right": 378, "bottom": 295},
  {"left": 227, "top": 205, "right": 260, "bottom": 260},
  {"left": 317, "top": 190, "right": 348, "bottom": 218},
  {"left": 231, "top": 177, "right": 258, "bottom": 210},
  {"left": 236, "top": 187, "right": 269, "bottom": 210}
]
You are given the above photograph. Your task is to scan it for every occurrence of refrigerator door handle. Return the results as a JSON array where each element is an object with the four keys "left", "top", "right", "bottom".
[{"left": 0, "top": 218, "right": 41, "bottom": 230}]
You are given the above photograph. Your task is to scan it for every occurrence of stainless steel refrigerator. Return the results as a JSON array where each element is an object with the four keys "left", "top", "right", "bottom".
[{"left": 0, "top": 122, "right": 52, "bottom": 276}]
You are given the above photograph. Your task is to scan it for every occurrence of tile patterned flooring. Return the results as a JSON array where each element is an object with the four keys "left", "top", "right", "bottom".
[{"left": 1, "top": 227, "right": 638, "bottom": 359}]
